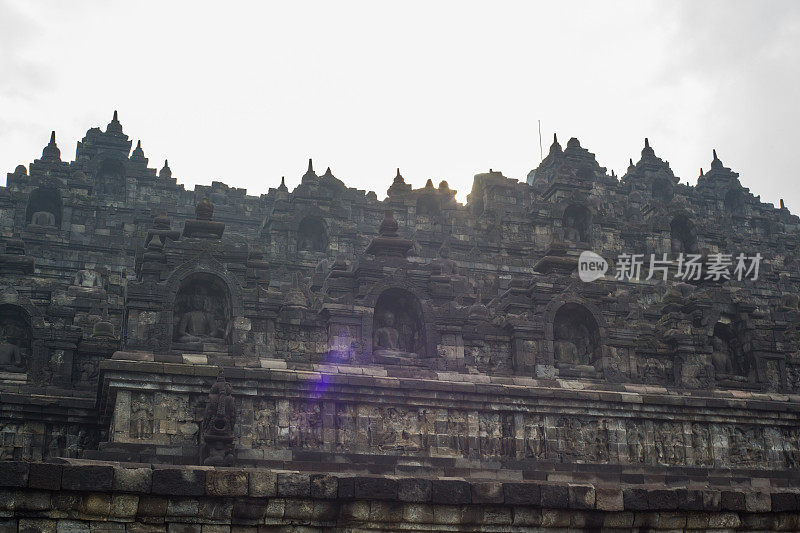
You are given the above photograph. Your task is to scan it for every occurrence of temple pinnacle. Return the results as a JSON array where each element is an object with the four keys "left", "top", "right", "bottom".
[
  {"left": 644, "top": 138, "right": 650, "bottom": 149},
  {"left": 113, "top": 110, "right": 118, "bottom": 121},
  {"left": 713, "top": 149, "right": 718, "bottom": 161},
  {"left": 553, "top": 133, "right": 558, "bottom": 144},
  {"left": 307, "top": 159, "right": 313, "bottom": 173},
  {"left": 49, "top": 131, "right": 56, "bottom": 144}
]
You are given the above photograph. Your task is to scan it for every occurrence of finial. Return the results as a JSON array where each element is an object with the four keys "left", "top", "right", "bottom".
[
  {"left": 425, "top": 178, "right": 434, "bottom": 189},
  {"left": 42, "top": 131, "right": 61, "bottom": 160},
  {"left": 713, "top": 149, "right": 718, "bottom": 161},
  {"left": 307, "top": 158, "right": 313, "bottom": 173},
  {"left": 644, "top": 138, "right": 649, "bottom": 148},
  {"left": 281, "top": 176, "right": 286, "bottom": 186},
  {"left": 396, "top": 168, "right": 401, "bottom": 178},
  {"left": 553, "top": 133, "right": 558, "bottom": 144},
  {"left": 50, "top": 131, "right": 56, "bottom": 144},
  {"left": 324, "top": 166, "right": 332, "bottom": 176},
  {"left": 136, "top": 140, "right": 141, "bottom": 149},
  {"left": 700, "top": 168, "right": 704, "bottom": 177},
  {"left": 113, "top": 110, "right": 118, "bottom": 121},
  {"left": 780, "top": 199, "right": 785, "bottom": 209},
  {"left": 629, "top": 158, "right": 634, "bottom": 167},
  {"left": 611, "top": 170, "right": 616, "bottom": 178}
]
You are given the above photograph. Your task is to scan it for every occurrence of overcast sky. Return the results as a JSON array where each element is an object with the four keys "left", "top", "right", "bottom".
[{"left": 2, "top": 0, "right": 799, "bottom": 209}]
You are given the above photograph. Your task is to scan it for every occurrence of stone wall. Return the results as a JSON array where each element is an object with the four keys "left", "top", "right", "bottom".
[{"left": 1, "top": 461, "right": 799, "bottom": 531}]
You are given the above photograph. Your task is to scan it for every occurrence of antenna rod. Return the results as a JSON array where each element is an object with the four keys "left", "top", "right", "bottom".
[{"left": 538, "top": 120, "right": 543, "bottom": 162}]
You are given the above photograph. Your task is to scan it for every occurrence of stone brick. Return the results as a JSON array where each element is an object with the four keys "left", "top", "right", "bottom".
[
  {"left": 746, "top": 491, "right": 771, "bottom": 512},
  {"left": 568, "top": 484, "right": 595, "bottom": 510},
  {"left": 137, "top": 496, "right": 168, "bottom": 517},
  {"left": 0, "top": 461, "right": 29, "bottom": 488},
  {"left": 113, "top": 467, "right": 152, "bottom": 494},
  {"left": 246, "top": 470, "right": 276, "bottom": 498},
  {"left": 310, "top": 474, "right": 337, "bottom": 499},
  {"left": 151, "top": 469, "right": 205, "bottom": 497},
  {"left": 276, "top": 473, "right": 310, "bottom": 498},
  {"left": 471, "top": 482, "right": 503, "bottom": 504},
  {"left": 430, "top": 479, "right": 470, "bottom": 505},
  {"left": 647, "top": 488, "right": 677, "bottom": 510},
  {"left": 622, "top": 488, "right": 649, "bottom": 511},
  {"left": 771, "top": 492, "right": 799, "bottom": 512},
  {"left": 720, "top": 490, "right": 747, "bottom": 511},
  {"left": 396, "top": 478, "right": 430, "bottom": 503},
  {"left": 354, "top": 477, "right": 398, "bottom": 501},
  {"left": 63, "top": 466, "right": 113, "bottom": 492},
  {"left": 595, "top": 487, "right": 623, "bottom": 511},
  {"left": 540, "top": 484, "right": 568, "bottom": 509},
  {"left": 28, "top": 463, "right": 62, "bottom": 491},
  {"left": 206, "top": 471, "right": 247, "bottom": 497},
  {"left": 503, "top": 482, "right": 540, "bottom": 505}
]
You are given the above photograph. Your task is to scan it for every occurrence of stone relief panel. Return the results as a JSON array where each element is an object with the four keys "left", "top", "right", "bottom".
[
  {"left": 726, "top": 426, "right": 766, "bottom": 467},
  {"left": 547, "top": 416, "right": 610, "bottom": 463},
  {"left": 128, "top": 391, "right": 198, "bottom": 445},
  {"left": 466, "top": 340, "right": 513, "bottom": 374},
  {"left": 521, "top": 414, "right": 546, "bottom": 460},
  {"left": 654, "top": 421, "right": 686, "bottom": 465},
  {"left": 691, "top": 423, "right": 714, "bottom": 466}
]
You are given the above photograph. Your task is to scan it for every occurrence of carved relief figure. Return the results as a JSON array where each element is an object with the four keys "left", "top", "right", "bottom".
[
  {"left": 73, "top": 269, "right": 103, "bottom": 289},
  {"left": 626, "top": 421, "right": 648, "bottom": 464},
  {"left": 173, "top": 275, "right": 230, "bottom": 344},
  {"left": 372, "top": 288, "right": 425, "bottom": 356},
  {"left": 692, "top": 424, "right": 713, "bottom": 466},
  {"left": 201, "top": 373, "right": 237, "bottom": 466}
]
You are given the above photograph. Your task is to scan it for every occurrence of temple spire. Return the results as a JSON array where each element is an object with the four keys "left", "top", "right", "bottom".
[
  {"left": 644, "top": 137, "right": 649, "bottom": 149},
  {"left": 107, "top": 109, "right": 123, "bottom": 134},
  {"left": 308, "top": 158, "right": 313, "bottom": 173},
  {"left": 159, "top": 159, "right": 172, "bottom": 180},
  {"left": 278, "top": 176, "right": 288, "bottom": 192},
  {"left": 42, "top": 130, "right": 61, "bottom": 161}
]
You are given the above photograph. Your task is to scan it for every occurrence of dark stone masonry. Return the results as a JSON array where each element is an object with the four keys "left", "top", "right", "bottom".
[{"left": 1, "top": 113, "right": 799, "bottom": 530}]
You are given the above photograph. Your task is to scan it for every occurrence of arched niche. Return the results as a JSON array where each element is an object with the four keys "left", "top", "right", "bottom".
[
  {"left": 562, "top": 204, "right": 591, "bottom": 243},
  {"left": 297, "top": 216, "right": 328, "bottom": 253},
  {"left": 652, "top": 178, "right": 674, "bottom": 203},
  {"left": 670, "top": 215, "right": 698, "bottom": 255},
  {"left": 724, "top": 188, "right": 745, "bottom": 215},
  {"left": 97, "top": 158, "right": 126, "bottom": 196},
  {"left": 0, "top": 304, "right": 31, "bottom": 372},
  {"left": 551, "top": 302, "right": 601, "bottom": 368},
  {"left": 172, "top": 273, "right": 232, "bottom": 345},
  {"left": 416, "top": 194, "right": 440, "bottom": 218},
  {"left": 372, "top": 288, "right": 426, "bottom": 357},
  {"left": 26, "top": 187, "right": 62, "bottom": 227},
  {"left": 711, "top": 320, "right": 750, "bottom": 381}
]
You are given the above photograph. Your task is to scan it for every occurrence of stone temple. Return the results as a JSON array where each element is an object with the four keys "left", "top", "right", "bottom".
[{"left": 1, "top": 112, "right": 799, "bottom": 530}]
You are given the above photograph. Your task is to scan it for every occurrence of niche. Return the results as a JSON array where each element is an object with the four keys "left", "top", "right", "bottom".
[
  {"left": 711, "top": 321, "right": 749, "bottom": 381},
  {"left": 724, "top": 188, "right": 745, "bottom": 215},
  {"left": 26, "top": 187, "right": 62, "bottom": 227},
  {"left": 562, "top": 204, "right": 591, "bottom": 243},
  {"left": 552, "top": 303, "right": 600, "bottom": 368},
  {"left": 670, "top": 215, "right": 698, "bottom": 255},
  {"left": 172, "top": 273, "right": 231, "bottom": 345},
  {"left": 297, "top": 216, "right": 328, "bottom": 253},
  {"left": 97, "top": 159, "right": 126, "bottom": 196},
  {"left": 0, "top": 304, "right": 31, "bottom": 372},
  {"left": 372, "top": 288, "right": 425, "bottom": 357}
]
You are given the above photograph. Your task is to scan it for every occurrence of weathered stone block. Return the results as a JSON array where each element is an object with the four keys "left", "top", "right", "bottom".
[
  {"left": 398, "top": 478, "right": 431, "bottom": 502},
  {"left": 28, "top": 463, "right": 61, "bottom": 491},
  {"left": 151, "top": 469, "right": 205, "bottom": 497},
  {"left": 63, "top": 466, "right": 113, "bottom": 492},
  {"left": 353, "top": 477, "right": 397, "bottom": 501},
  {"left": 746, "top": 491, "right": 771, "bottom": 512},
  {"left": 206, "top": 471, "right": 247, "bottom": 497},
  {"left": 771, "top": 492, "right": 799, "bottom": 512},
  {"left": 720, "top": 490, "right": 747, "bottom": 511},
  {"left": 137, "top": 496, "right": 168, "bottom": 517},
  {"left": 504, "top": 482, "right": 540, "bottom": 505},
  {"left": 82, "top": 494, "right": 112, "bottom": 517},
  {"left": 113, "top": 467, "right": 152, "bottom": 494},
  {"left": 540, "top": 484, "right": 568, "bottom": 509},
  {"left": 622, "top": 488, "right": 649, "bottom": 511},
  {"left": 0, "top": 461, "right": 29, "bottom": 488},
  {"left": 276, "top": 473, "right": 310, "bottom": 498},
  {"left": 310, "top": 474, "right": 337, "bottom": 499},
  {"left": 246, "top": 470, "right": 276, "bottom": 498},
  {"left": 595, "top": 487, "right": 623, "bottom": 511},
  {"left": 471, "top": 482, "right": 503, "bottom": 504},
  {"left": 430, "top": 480, "right": 470, "bottom": 505},
  {"left": 568, "top": 484, "right": 595, "bottom": 510}
]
